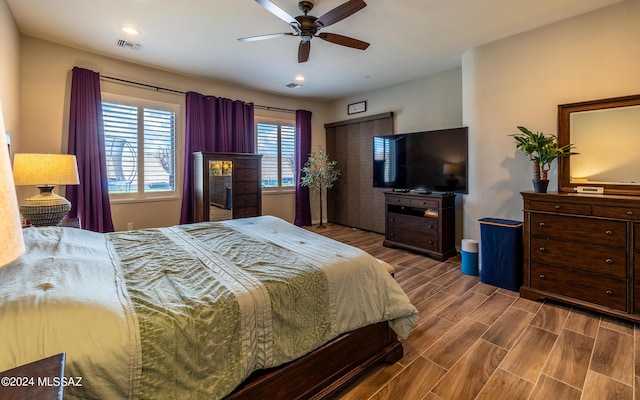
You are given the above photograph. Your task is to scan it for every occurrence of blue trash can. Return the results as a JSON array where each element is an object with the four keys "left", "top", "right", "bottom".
[
  {"left": 461, "top": 239, "right": 479, "bottom": 276},
  {"left": 479, "top": 218, "right": 523, "bottom": 291}
]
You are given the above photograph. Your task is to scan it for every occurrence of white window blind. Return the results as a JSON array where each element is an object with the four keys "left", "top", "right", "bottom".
[
  {"left": 103, "top": 101, "right": 176, "bottom": 196},
  {"left": 257, "top": 121, "right": 296, "bottom": 188}
]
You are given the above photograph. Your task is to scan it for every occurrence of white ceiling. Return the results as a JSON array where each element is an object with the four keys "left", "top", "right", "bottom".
[{"left": 7, "top": 0, "right": 625, "bottom": 101}]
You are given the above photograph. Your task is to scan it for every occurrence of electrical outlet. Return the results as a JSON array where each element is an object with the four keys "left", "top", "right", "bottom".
[{"left": 127, "top": 222, "right": 133, "bottom": 230}]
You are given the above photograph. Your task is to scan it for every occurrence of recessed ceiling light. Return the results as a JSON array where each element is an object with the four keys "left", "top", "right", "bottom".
[
  {"left": 121, "top": 26, "right": 140, "bottom": 36},
  {"left": 295, "top": 75, "right": 305, "bottom": 82}
]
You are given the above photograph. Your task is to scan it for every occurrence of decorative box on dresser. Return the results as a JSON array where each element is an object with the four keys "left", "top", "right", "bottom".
[
  {"left": 193, "top": 152, "right": 262, "bottom": 222},
  {"left": 521, "top": 191, "right": 640, "bottom": 322},
  {"left": 383, "top": 192, "right": 456, "bottom": 261}
]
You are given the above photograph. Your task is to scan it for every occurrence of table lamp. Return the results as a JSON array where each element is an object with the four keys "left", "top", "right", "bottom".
[
  {"left": 12, "top": 153, "right": 80, "bottom": 226},
  {"left": 0, "top": 105, "right": 25, "bottom": 267}
]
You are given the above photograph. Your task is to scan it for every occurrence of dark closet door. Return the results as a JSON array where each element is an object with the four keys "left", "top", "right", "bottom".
[{"left": 325, "top": 113, "right": 394, "bottom": 233}]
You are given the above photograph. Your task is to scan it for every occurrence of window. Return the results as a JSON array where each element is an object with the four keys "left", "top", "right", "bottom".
[
  {"left": 102, "top": 99, "right": 177, "bottom": 198},
  {"left": 256, "top": 120, "right": 296, "bottom": 189}
]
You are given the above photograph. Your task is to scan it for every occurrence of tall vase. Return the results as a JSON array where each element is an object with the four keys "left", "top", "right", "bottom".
[{"left": 532, "top": 179, "right": 549, "bottom": 193}]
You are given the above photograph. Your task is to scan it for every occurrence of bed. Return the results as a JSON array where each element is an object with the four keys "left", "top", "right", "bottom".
[{"left": 0, "top": 216, "right": 418, "bottom": 399}]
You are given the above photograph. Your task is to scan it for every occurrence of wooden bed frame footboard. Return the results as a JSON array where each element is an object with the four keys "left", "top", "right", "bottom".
[{"left": 226, "top": 321, "right": 403, "bottom": 400}]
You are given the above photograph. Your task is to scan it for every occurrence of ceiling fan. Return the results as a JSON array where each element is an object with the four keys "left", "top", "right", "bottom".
[{"left": 238, "top": 0, "right": 370, "bottom": 63}]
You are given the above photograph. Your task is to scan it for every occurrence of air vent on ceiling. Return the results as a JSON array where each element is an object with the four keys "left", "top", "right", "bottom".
[
  {"left": 286, "top": 82, "right": 302, "bottom": 89},
  {"left": 116, "top": 39, "right": 143, "bottom": 51}
]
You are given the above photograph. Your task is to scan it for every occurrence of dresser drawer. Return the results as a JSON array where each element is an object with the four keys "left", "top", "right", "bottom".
[
  {"left": 531, "top": 263, "right": 626, "bottom": 311},
  {"left": 234, "top": 158, "right": 259, "bottom": 169},
  {"left": 233, "top": 182, "right": 258, "bottom": 194},
  {"left": 531, "top": 213, "right": 626, "bottom": 247},
  {"left": 234, "top": 207, "right": 259, "bottom": 219},
  {"left": 529, "top": 200, "right": 591, "bottom": 215},
  {"left": 388, "top": 212, "right": 438, "bottom": 234},
  {"left": 234, "top": 193, "right": 258, "bottom": 208},
  {"left": 593, "top": 205, "right": 640, "bottom": 220},
  {"left": 530, "top": 237, "right": 626, "bottom": 279},
  {"left": 234, "top": 168, "right": 258, "bottom": 182}
]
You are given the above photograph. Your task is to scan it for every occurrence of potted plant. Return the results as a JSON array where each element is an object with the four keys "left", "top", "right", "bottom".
[
  {"left": 511, "top": 126, "right": 576, "bottom": 193},
  {"left": 300, "top": 146, "right": 340, "bottom": 228}
]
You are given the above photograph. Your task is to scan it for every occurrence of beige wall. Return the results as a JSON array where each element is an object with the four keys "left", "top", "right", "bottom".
[
  {"left": 7, "top": 1, "right": 640, "bottom": 238},
  {"left": 326, "top": 0, "right": 640, "bottom": 247},
  {"left": 462, "top": 0, "right": 640, "bottom": 241},
  {"left": 0, "top": 0, "right": 21, "bottom": 143},
  {"left": 17, "top": 36, "right": 329, "bottom": 230},
  {"left": 327, "top": 68, "right": 463, "bottom": 133}
]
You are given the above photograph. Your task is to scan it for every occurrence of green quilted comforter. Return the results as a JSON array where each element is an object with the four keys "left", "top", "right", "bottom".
[{"left": 0, "top": 216, "right": 418, "bottom": 399}]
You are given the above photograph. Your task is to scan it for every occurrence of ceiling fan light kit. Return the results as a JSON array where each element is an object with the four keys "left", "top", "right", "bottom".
[{"left": 239, "top": 0, "right": 369, "bottom": 63}]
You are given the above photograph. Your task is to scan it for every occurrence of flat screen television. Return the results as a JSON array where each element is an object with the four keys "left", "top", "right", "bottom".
[{"left": 373, "top": 127, "right": 468, "bottom": 193}]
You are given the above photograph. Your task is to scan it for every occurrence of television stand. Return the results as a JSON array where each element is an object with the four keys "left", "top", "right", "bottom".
[{"left": 383, "top": 192, "right": 456, "bottom": 261}]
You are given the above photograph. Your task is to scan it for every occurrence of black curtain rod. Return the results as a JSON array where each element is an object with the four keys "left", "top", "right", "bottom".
[
  {"left": 101, "top": 75, "right": 185, "bottom": 94},
  {"left": 100, "top": 75, "right": 297, "bottom": 113}
]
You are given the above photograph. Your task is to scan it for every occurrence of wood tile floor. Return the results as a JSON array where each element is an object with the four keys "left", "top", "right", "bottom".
[{"left": 309, "top": 223, "right": 638, "bottom": 400}]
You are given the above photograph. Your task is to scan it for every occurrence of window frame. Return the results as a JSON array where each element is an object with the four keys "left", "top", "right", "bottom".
[
  {"left": 256, "top": 117, "right": 297, "bottom": 193},
  {"left": 102, "top": 92, "right": 181, "bottom": 203}
]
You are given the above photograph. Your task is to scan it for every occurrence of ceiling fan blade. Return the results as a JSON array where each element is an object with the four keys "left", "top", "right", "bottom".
[
  {"left": 238, "top": 32, "right": 295, "bottom": 42},
  {"left": 254, "top": 0, "right": 297, "bottom": 24},
  {"left": 298, "top": 40, "right": 311, "bottom": 63},
  {"left": 317, "top": 32, "right": 369, "bottom": 50},
  {"left": 316, "top": 0, "right": 366, "bottom": 28}
]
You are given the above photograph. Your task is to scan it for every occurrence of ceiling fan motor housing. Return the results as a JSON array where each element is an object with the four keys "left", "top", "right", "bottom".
[{"left": 298, "top": 1, "right": 314, "bottom": 14}]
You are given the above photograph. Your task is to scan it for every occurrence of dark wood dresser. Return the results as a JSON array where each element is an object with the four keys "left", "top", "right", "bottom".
[
  {"left": 521, "top": 191, "right": 640, "bottom": 322},
  {"left": 193, "top": 152, "right": 262, "bottom": 222},
  {"left": 383, "top": 192, "right": 456, "bottom": 261}
]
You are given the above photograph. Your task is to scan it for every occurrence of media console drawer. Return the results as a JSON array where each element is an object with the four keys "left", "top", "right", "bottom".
[{"left": 387, "top": 212, "right": 438, "bottom": 233}]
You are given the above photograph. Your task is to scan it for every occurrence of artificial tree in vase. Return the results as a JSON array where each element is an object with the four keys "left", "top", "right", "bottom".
[{"left": 300, "top": 146, "right": 340, "bottom": 228}]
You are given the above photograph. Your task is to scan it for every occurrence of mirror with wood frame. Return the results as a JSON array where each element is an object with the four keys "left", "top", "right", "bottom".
[{"left": 558, "top": 94, "right": 640, "bottom": 195}]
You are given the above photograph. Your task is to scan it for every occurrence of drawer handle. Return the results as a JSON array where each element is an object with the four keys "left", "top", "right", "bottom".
[
  {"left": 554, "top": 205, "right": 561, "bottom": 210},
  {"left": 428, "top": 225, "right": 434, "bottom": 229},
  {"left": 428, "top": 240, "right": 434, "bottom": 244},
  {"left": 390, "top": 218, "right": 395, "bottom": 222},
  {"left": 605, "top": 258, "right": 613, "bottom": 264},
  {"left": 606, "top": 290, "right": 613, "bottom": 296},
  {"left": 422, "top": 201, "right": 427, "bottom": 205},
  {"left": 539, "top": 222, "right": 546, "bottom": 227},
  {"left": 539, "top": 247, "right": 546, "bottom": 253},
  {"left": 396, "top": 199, "right": 401, "bottom": 202},
  {"left": 627, "top": 210, "right": 634, "bottom": 216},
  {"left": 390, "top": 233, "right": 395, "bottom": 237},
  {"left": 539, "top": 274, "right": 546, "bottom": 280},
  {"left": 605, "top": 230, "right": 613, "bottom": 236}
]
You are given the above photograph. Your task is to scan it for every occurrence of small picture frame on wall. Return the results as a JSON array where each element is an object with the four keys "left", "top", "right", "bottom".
[{"left": 348, "top": 101, "right": 367, "bottom": 115}]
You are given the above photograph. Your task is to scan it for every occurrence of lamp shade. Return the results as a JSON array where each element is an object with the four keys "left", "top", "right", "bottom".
[
  {"left": 13, "top": 153, "right": 79, "bottom": 226},
  {"left": 12, "top": 153, "right": 79, "bottom": 186},
  {"left": 443, "top": 163, "right": 462, "bottom": 175},
  {"left": 0, "top": 104, "right": 26, "bottom": 267}
]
